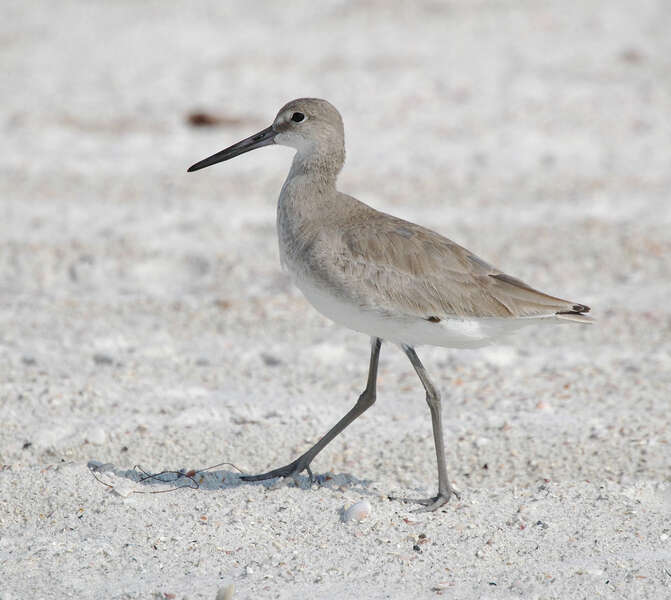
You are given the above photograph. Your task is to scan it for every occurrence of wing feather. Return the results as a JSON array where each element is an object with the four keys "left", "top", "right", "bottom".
[{"left": 313, "top": 198, "right": 590, "bottom": 320}]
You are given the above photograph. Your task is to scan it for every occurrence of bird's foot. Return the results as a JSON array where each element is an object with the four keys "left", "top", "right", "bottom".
[
  {"left": 391, "top": 486, "right": 460, "bottom": 512},
  {"left": 240, "top": 456, "right": 314, "bottom": 486}
]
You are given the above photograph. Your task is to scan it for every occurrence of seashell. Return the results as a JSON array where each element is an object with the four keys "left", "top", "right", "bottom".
[{"left": 343, "top": 500, "right": 371, "bottom": 523}]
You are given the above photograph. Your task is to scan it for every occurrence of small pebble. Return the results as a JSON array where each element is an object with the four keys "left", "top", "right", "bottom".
[
  {"left": 215, "top": 584, "right": 235, "bottom": 600},
  {"left": 261, "top": 353, "right": 282, "bottom": 366},
  {"left": 343, "top": 500, "right": 371, "bottom": 523},
  {"left": 86, "top": 427, "right": 106, "bottom": 445},
  {"left": 93, "top": 353, "right": 114, "bottom": 366}
]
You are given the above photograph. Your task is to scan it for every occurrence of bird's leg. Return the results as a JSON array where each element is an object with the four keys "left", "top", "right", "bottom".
[
  {"left": 241, "top": 337, "right": 382, "bottom": 484},
  {"left": 396, "top": 345, "right": 459, "bottom": 512}
]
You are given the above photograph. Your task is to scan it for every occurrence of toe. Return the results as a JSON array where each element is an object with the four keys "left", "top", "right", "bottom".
[{"left": 413, "top": 495, "right": 451, "bottom": 513}]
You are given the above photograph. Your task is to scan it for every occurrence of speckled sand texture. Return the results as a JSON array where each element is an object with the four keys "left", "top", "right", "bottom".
[{"left": 1, "top": 1, "right": 670, "bottom": 599}]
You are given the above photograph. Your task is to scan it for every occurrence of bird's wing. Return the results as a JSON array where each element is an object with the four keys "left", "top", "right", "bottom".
[{"left": 317, "top": 201, "right": 589, "bottom": 320}]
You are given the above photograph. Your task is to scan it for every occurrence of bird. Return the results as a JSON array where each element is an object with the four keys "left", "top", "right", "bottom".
[{"left": 187, "top": 98, "right": 592, "bottom": 511}]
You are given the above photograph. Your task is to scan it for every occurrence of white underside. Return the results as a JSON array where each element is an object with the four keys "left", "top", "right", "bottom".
[{"left": 293, "top": 274, "right": 560, "bottom": 349}]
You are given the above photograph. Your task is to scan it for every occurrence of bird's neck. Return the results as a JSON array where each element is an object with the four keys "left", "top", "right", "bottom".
[
  {"left": 279, "top": 166, "right": 335, "bottom": 216},
  {"left": 286, "top": 145, "right": 344, "bottom": 190},
  {"left": 277, "top": 146, "right": 345, "bottom": 244},
  {"left": 277, "top": 153, "right": 342, "bottom": 246},
  {"left": 277, "top": 162, "right": 339, "bottom": 273}
]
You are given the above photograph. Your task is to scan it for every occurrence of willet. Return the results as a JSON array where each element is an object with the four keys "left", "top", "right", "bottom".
[{"left": 188, "top": 98, "right": 592, "bottom": 511}]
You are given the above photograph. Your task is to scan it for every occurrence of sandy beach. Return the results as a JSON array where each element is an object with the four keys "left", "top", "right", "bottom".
[{"left": 1, "top": 1, "right": 670, "bottom": 598}]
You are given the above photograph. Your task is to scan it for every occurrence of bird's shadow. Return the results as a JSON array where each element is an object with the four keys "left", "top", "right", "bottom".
[{"left": 87, "top": 459, "right": 375, "bottom": 498}]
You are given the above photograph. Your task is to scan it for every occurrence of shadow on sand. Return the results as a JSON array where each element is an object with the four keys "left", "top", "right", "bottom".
[{"left": 87, "top": 459, "right": 375, "bottom": 498}]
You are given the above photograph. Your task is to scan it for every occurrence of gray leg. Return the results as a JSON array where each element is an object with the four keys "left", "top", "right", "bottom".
[
  {"left": 241, "top": 337, "right": 382, "bottom": 483},
  {"left": 400, "top": 344, "right": 459, "bottom": 511}
]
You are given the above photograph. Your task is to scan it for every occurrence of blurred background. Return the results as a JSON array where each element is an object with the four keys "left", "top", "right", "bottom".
[
  {"left": 2, "top": 1, "right": 671, "bottom": 598},
  {"left": 2, "top": 0, "right": 670, "bottom": 487}
]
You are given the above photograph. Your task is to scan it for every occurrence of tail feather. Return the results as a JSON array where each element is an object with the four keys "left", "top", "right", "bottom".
[
  {"left": 489, "top": 273, "right": 593, "bottom": 321},
  {"left": 556, "top": 303, "right": 593, "bottom": 323}
]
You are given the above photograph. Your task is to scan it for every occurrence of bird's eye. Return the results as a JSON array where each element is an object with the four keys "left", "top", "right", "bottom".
[{"left": 291, "top": 112, "right": 305, "bottom": 123}]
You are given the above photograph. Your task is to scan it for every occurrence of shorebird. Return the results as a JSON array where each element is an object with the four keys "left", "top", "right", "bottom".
[{"left": 188, "top": 98, "right": 592, "bottom": 511}]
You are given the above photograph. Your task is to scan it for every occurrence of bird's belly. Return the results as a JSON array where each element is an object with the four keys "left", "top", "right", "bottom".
[{"left": 292, "top": 274, "right": 530, "bottom": 349}]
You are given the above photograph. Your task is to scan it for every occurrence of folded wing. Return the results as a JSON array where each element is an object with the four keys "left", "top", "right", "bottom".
[{"left": 318, "top": 199, "right": 591, "bottom": 321}]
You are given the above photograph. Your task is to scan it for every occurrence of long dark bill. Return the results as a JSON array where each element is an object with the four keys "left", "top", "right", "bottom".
[{"left": 187, "top": 125, "right": 275, "bottom": 172}]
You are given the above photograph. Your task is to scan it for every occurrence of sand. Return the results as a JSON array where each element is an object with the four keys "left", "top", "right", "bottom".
[{"left": 1, "top": 1, "right": 670, "bottom": 598}]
